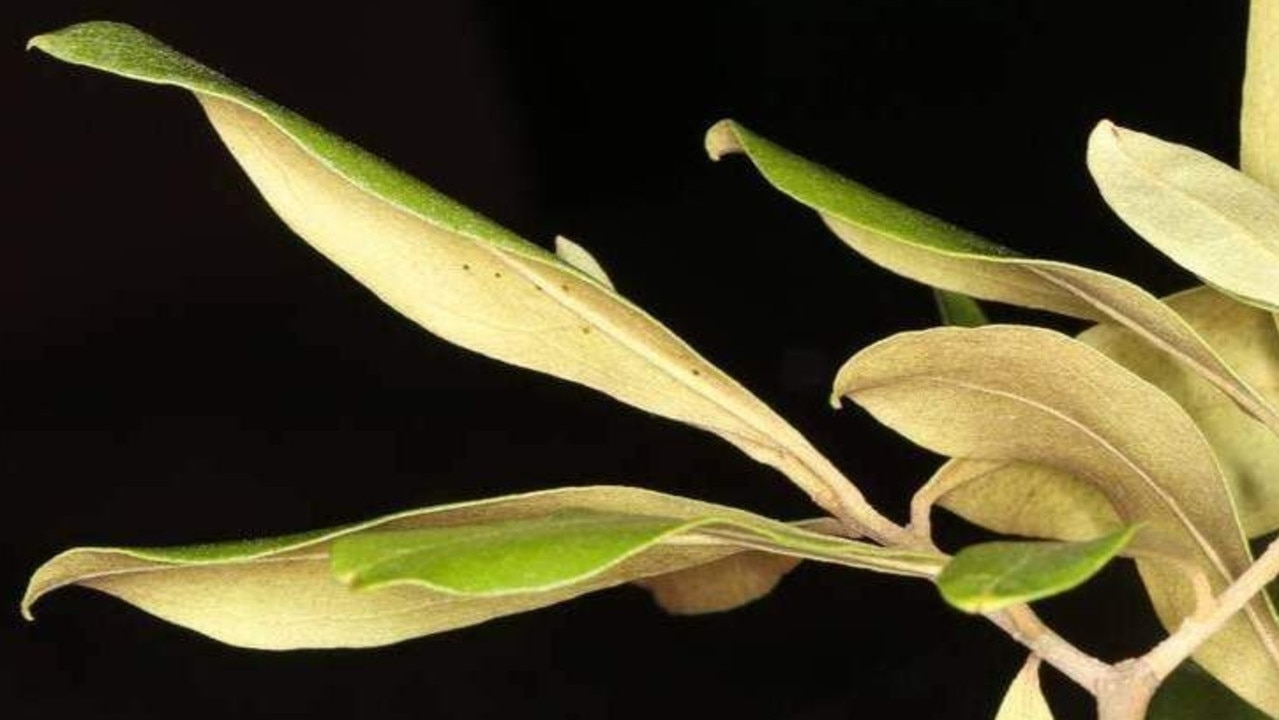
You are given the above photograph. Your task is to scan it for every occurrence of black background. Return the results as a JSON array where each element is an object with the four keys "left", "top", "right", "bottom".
[{"left": 1, "top": 2, "right": 1250, "bottom": 718}]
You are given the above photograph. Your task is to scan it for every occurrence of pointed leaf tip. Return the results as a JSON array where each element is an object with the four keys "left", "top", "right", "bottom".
[
  {"left": 1088, "top": 118, "right": 1279, "bottom": 312},
  {"left": 27, "top": 21, "right": 899, "bottom": 537}
]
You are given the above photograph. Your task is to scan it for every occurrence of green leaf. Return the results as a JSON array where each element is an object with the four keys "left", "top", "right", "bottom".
[
  {"left": 934, "top": 289, "right": 989, "bottom": 327},
  {"left": 26, "top": 23, "right": 899, "bottom": 543},
  {"left": 937, "top": 527, "right": 1136, "bottom": 614},
  {"left": 995, "top": 656, "right": 1055, "bottom": 720},
  {"left": 831, "top": 324, "right": 1279, "bottom": 714},
  {"left": 706, "top": 119, "right": 1279, "bottom": 437},
  {"left": 1087, "top": 121, "right": 1279, "bottom": 313},
  {"left": 1149, "top": 661, "right": 1271, "bottom": 720},
  {"left": 22, "top": 485, "right": 943, "bottom": 650}
]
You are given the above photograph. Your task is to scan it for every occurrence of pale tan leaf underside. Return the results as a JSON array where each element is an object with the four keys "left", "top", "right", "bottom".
[
  {"left": 25, "top": 486, "right": 934, "bottom": 650},
  {"left": 995, "top": 655, "right": 1054, "bottom": 720},
  {"left": 1087, "top": 121, "right": 1279, "bottom": 313},
  {"left": 635, "top": 551, "right": 801, "bottom": 615},
  {"left": 1243, "top": 0, "right": 1279, "bottom": 194},
  {"left": 199, "top": 97, "right": 892, "bottom": 540},
  {"left": 705, "top": 120, "right": 1279, "bottom": 440},
  {"left": 834, "top": 325, "right": 1279, "bottom": 715}
]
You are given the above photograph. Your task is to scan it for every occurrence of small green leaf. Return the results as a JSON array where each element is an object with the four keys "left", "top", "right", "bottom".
[
  {"left": 1087, "top": 121, "right": 1279, "bottom": 313},
  {"left": 995, "top": 656, "right": 1055, "bottom": 720},
  {"left": 22, "top": 486, "right": 943, "bottom": 650},
  {"left": 934, "top": 289, "right": 989, "bottom": 327},
  {"left": 937, "top": 526, "right": 1136, "bottom": 613},
  {"left": 1148, "top": 661, "right": 1271, "bottom": 720}
]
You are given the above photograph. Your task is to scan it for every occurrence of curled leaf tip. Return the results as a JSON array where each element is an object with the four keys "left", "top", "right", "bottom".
[
  {"left": 705, "top": 120, "right": 744, "bottom": 161},
  {"left": 20, "top": 596, "right": 36, "bottom": 622}
]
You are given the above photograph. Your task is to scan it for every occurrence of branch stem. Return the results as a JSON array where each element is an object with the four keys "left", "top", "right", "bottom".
[
  {"left": 1142, "top": 534, "right": 1279, "bottom": 680},
  {"left": 987, "top": 604, "right": 1111, "bottom": 692}
]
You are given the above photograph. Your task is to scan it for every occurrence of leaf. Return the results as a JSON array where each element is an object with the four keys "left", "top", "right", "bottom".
[
  {"left": 1086, "top": 120, "right": 1279, "bottom": 313},
  {"left": 920, "top": 459, "right": 1122, "bottom": 543},
  {"left": 934, "top": 289, "right": 989, "bottom": 327},
  {"left": 22, "top": 485, "right": 944, "bottom": 650},
  {"left": 1148, "top": 661, "right": 1271, "bottom": 720},
  {"left": 936, "top": 527, "right": 1136, "bottom": 614},
  {"left": 706, "top": 119, "right": 1279, "bottom": 435},
  {"left": 634, "top": 551, "right": 801, "bottom": 615},
  {"left": 1242, "top": 0, "right": 1279, "bottom": 194},
  {"left": 995, "top": 656, "right": 1055, "bottom": 720},
  {"left": 928, "top": 287, "right": 1279, "bottom": 541},
  {"left": 554, "top": 235, "right": 614, "bottom": 290},
  {"left": 1082, "top": 287, "right": 1279, "bottom": 537},
  {"left": 831, "top": 324, "right": 1279, "bottom": 714},
  {"left": 26, "top": 23, "right": 900, "bottom": 543}
]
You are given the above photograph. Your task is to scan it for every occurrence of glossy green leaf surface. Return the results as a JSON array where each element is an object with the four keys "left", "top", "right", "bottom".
[
  {"left": 832, "top": 324, "right": 1279, "bottom": 714},
  {"left": 22, "top": 486, "right": 943, "bottom": 650},
  {"left": 937, "top": 527, "right": 1136, "bottom": 613},
  {"left": 706, "top": 119, "right": 1279, "bottom": 435},
  {"left": 27, "top": 22, "right": 898, "bottom": 542},
  {"left": 1088, "top": 121, "right": 1279, "bottom": 312},
  {"left": 331, "top": 511, "right": 687, "bottom": 594}
]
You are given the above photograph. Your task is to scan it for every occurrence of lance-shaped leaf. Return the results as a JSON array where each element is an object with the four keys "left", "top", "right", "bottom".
[
  {"left": 26, "top": 23, "right": 898, "bottom": 542},
  {"left": 1087, "top": 121, "right": 1279, "bottom": 313},
  {"left": 1083, "top": 287, "right": 1279, "bottom": 537},
  {"left": 934, "top": 289, "right": 989, "bottom": 328},
  {"left": 926, "top": 288, "right": 1279, "bottom": 540},
  {"left": 915, "top": 459, "right": 1122, "bottom": 543},
  {"left": 22, "top": 485, "right": 944, "bottom": 650},
  {"left": 995, "top": 656, "right": 1055, "bottom": 720},
  {"left": 936, "top": 527, "right": 1136, "bottom": 614},
  {"left": 706, "top": 119, "right": 1279, "bottom": 435},
  {"left": 832, "top": 325, "right": 1279, "bottom": 715},
  {"left": 1242, "top": 0, "right": 1279, "bottom": 194}
]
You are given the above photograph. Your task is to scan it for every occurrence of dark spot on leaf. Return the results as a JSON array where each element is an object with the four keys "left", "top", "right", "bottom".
[
  {"left": 581, "top": 327, "right": 592, "bottom": 334},
  {"left": 494, "top": 272, "right": 503, "bottom": 279},
  {"left": 691, "top": 369, "right": 702, "bottom": 376},
  {"left": 462, "top": 263, "right": 471, "bottom": 271}
]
